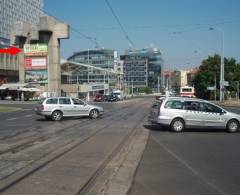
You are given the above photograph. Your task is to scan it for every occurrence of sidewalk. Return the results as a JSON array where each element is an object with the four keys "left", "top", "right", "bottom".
[
  {"left": 212, "top": 100, "right": 240, "bottom": 108},
  {"left": 0, "top": 100, "right": 38, "bottom": 105}
]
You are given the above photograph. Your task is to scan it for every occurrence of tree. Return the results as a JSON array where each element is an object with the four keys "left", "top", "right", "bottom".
[{"left": 194, "top": 54, "right": 240, "bottom": 99}]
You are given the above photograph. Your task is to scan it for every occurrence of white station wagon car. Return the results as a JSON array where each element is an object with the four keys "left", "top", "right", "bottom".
[
  {"left": 35, "top": 97, "right": 104, "bottom": 121},
  {"left": 148, "top": 97, "right": 240, "bottom": 133}
]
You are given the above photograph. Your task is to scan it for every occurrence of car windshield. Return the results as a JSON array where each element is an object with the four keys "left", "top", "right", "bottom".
[{"left": 72, "top": 98, "right": 85, "bottom": 105}]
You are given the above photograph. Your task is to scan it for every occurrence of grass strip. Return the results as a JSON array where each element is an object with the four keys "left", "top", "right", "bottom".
[{"left": 0, "top": 106, "right": 21, "bottom": 113}]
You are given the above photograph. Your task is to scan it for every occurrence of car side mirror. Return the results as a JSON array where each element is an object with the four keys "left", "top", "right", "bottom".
[{"left": 220, "top": 110, "right": 226, "bottom": 115}]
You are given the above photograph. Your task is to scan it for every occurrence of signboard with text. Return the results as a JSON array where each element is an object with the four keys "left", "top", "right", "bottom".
[
  {"left": 25, "top": 70, "right": 48, "bottom": 83},
  {"left": 24, "top": 44, "right": 48, "bottom": 56},
  {"left": 24, "top": 58, "right": 47, "bottom": 70}
]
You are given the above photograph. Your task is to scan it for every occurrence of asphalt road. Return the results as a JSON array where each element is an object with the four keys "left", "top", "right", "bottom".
[
  {"left": 0, "top": 101, "right": 121, "bottom": 138},
  {"left": 0, "top": 98, "right": 150, "bottom": 194},
  {"left": 1, "top": 99, "right": 240, "bottom": 195},
  {"left": 0, "top": 103, "right": 56, "bottom": 138},
  {"left": 129, "top": 107, "right": 240, "bottom": 195}
]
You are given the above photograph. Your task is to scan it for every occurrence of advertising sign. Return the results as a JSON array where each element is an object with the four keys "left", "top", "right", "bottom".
[
  {"left": 25, "top": 70, "right": 48, "bottom": 83},
  {"left": 24, "top": 58, "right": 47, "bottom": 70},
  {"left": 24, "top": 44, "right": 48, "bottom": 56}
]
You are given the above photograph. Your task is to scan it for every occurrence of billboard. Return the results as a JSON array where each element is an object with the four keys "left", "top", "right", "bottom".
[
  {"left": 25, "top": 58, "right": 47, "bottom": 70},
  {"left": 24, "top": 44, "right": 48, "bottom": 56},
  {"left": 25, "top": 70, "right": 48, "bottom": 83}
]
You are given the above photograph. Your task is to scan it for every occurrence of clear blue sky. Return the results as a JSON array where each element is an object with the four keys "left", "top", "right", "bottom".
[{"left": 44, "top": 0, "right": 240, "bottom": 70}]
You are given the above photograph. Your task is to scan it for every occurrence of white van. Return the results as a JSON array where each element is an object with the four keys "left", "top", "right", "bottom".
[{"left": 112, "top": 90, "right": 124, "bottom": 100}]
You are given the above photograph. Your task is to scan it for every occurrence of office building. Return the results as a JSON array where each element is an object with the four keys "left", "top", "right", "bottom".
[
  {"left": 0, "top": 0, "right": 43, "bottom": 44},
  {"left": 67, "top": 49, "right": 119, "bottom": 86},
  {"left": 120, "top": 48, "right": 163, "bottom": 90}
]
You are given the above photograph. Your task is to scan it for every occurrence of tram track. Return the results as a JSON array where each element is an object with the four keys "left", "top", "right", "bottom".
[
  {"left": 0, "top": 103, "right": 131, "bottom": 156},
  {"left": 0, "top": 99, "right": 150, "bottom": 194}
]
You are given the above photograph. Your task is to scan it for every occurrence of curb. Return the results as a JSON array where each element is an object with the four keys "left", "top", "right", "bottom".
[{"left": 87, "top": 125, "right": 149, "bottom": 195}]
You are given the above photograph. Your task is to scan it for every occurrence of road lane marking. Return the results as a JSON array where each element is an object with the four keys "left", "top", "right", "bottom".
[
  {"left": 6, "top": 117, "right": 19, "bottom": 121},
  {"left": 23, "top": 114, "right": 33, "bottom": 117},
  {"left": 152, "top": 136, "right": 226, "bottom": 195}
]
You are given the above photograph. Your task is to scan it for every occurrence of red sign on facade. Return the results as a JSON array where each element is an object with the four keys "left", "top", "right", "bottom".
[{"left": 24, "top": 58, "right": 47, "bottom": 70}]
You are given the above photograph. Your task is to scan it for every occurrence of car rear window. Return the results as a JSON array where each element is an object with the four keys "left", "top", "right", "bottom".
[{"left": 46, "top": 98, "right": 58, "bottom": 104}]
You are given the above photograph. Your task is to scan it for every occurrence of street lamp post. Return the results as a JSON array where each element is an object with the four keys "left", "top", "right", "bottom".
[
  {"left": 209, "top": 27, "right": 224, "bottom": 102},
  {"left": 235, "top": 81, "right": 240, "bottom": 101}
]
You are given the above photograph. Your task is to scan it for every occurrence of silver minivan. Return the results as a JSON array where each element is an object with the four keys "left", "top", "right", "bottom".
[
  {"left": 148, "top": 97, "right": 240, "bottom": 132},
  {"left": 35, "top": 97, "right": 104, "bottom": 121}
]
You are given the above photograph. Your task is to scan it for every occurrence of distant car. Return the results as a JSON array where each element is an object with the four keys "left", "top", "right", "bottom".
[
  {"left": 4, "top": 95, "right": 13, "bottom": 100},
  {"left": 148, "top": 97, "right": 240, "bottom": 133},
  {"left": 94, "top": 94, "right": 107, "bottom": 102},
  {"left": 35, "top": 97, "right": 104, "bottom": 121},
  {"left": 112, "top": 90, "right": 124, "bottom": 100},
  {"left": 106, "top": 94, "right": 120, "bottom": 102}
]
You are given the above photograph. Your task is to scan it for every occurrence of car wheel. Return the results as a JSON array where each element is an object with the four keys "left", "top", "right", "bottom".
[
  {"left": 89, "top": 109, "right": 99, "bottom": 119},
  {"left": 171, "top": 118, "right": 185, "bottom": 132},
  {"left": 226, "top": 119, "right": 239, "bottom": 133},
  {"left": 51, "top": 110, "right": 63, "bottom": 121}
]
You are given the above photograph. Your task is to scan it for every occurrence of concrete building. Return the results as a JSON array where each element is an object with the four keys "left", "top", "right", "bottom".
[
  {"left": 187, "top": 67, "right": 199, "bottom": 86},
  {"left": 180, "top": 70, "right": 188, "bottom": 87},
  {"left": 120, "top": 48, "right": 163, "bottom": 91},
  {"left": 11, "top": 16, "right": 69, "bottom": 96},
  {"left": 163, "top": 67, "right": 199, "bottom": 94},
  {"left": 61, "top": 61, "right": 111, "bottom": 100},
  {"left": 0, "top": 0, "right": 44, "bottom": 83},
  {"left": 0, "top": 0, "right": 43, "bottom": 43}
]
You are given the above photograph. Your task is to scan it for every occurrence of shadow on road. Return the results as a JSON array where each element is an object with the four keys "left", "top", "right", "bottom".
[{"left": 143, "top": 124, "right": 234, "bottom": 134}]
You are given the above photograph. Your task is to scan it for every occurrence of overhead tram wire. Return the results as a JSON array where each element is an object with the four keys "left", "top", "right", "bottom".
[{"left": 104, "top": 0, "right": 135, "bottom": 47}]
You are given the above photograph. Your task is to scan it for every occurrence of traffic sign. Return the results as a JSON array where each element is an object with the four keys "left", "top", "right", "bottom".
[
  {"left": 207, "top": 86, "right": 216, "bottom": 90},
  {"left": 221, "top": 81, "right": 229, "bottom": 86}
]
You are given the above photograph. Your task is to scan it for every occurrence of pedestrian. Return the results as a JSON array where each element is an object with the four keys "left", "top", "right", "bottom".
[{"left": 21, "top": 92, "right": 24, "bottom": 101}]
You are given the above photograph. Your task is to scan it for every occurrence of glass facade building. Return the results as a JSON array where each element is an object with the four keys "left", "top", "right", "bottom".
[
  {"left": 0, "top": 0, "right": 43, "bottom": 42},
  {"left": 68, "top": 49, "right": 117, "bottom": 69},
  {"left": 66, "top": 49, "right": 119, "bottom": 87},
  {"left": 120, "top": 48, "right": 163, "bottom": 90}
]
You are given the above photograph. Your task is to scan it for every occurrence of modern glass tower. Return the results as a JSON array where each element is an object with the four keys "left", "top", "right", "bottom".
[
  {"left": 120, "top": 48, "right": 163, "bottom": 90},
  {"left": 0, "top": 0, "right": 44, "bottom": 45}
]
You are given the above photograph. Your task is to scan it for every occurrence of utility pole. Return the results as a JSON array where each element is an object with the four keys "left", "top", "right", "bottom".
[
  {"left": 131, "top": 79, "right": 133, "bottom": 96},
  {"left": 87, "top": 48, "right": 90, "bottom": 83},
  {"left": 236, "top": 81, "right": 239, "bottom": 101},
  {"left": 210, "top": 27, "right": 224, "bottom": 102},
  {"left": 214, "top": 75, "right": 217, "bottom": 101},
  {"left": 238, "top": 81, "right": 240, "bottom": 102}
]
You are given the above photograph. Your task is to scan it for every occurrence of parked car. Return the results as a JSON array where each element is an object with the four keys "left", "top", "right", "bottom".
[
  {"left": 94, "top": 94, "right": 107, "bottom": 102},
  {"left": 148, "top": 97, "right": 240, "bottom": 133},
  {"left": 105, "top": 94, "right": 120, "bottom": 102},
  {"left": 112, "top": 90, "right": 125, "bottom": 100},
  {"left": 35, "top": 97, "right": 104, "bottom": 121}
]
